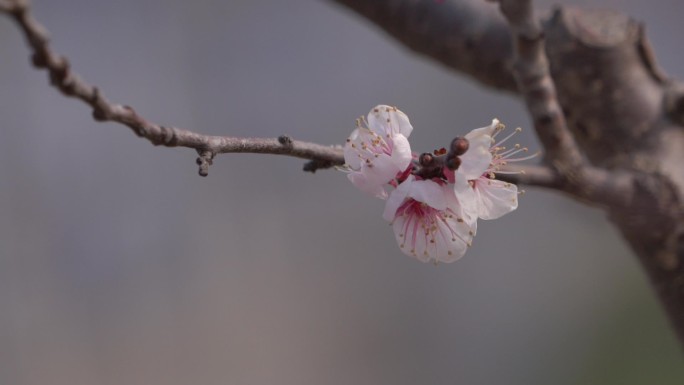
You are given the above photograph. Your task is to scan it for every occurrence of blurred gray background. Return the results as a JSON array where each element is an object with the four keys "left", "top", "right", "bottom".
[{"left": 1, "top": 1, "right": 683, "bottom": 384}]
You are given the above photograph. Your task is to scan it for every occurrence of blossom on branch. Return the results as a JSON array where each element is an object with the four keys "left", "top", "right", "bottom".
[
  {"left": 342, "top": 105, "right": 413, "bottom": 199},
  {"left": 342, "top": 106, "right": 533, "bottom": 264},
  {"left": 454, "top": 120, "right": 537, "bottom": 220},
  {"left": 383, "top": 176, "right": 476, "bottom": 263}
]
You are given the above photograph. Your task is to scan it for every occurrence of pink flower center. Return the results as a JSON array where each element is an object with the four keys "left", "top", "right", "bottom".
[{"left": 394, "top": 199, "right": 469, "bottom": 259}]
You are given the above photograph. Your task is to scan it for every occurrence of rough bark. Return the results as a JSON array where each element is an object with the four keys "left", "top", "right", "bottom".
[{"left": 545, "top": 7, "right": 684, "bottom": 346}]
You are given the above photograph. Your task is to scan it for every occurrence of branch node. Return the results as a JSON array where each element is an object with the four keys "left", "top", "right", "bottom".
[
  {"left": 196, "top": 150, "right": 214, "bottom": 177},
  {"left": 278, "top": 135, "right": 293, "bottom": 146},
  {"left": 159, "top": 125, "right": 177, "bottom": 146},
  {"left": 48, "top": 56, "right": 69, "bottom": 86},
  {"left": 303, "top": 159, "right": 334, "bottom": 173},
  {"left": 120, "top": 105, "right": 149, "bottom": 137},
  {"left": 30, "top": 51, "right": 47, "bottom": 68},
  {"left": 90, "top": 87, "right": 111, "bottom": 122}
]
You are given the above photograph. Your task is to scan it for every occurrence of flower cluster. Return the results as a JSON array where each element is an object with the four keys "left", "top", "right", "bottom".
[{"left": 342, "top": 105, "right": 533, "bottom": 264}]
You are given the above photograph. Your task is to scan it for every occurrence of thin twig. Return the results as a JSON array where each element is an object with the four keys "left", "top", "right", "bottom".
[
  {"left": 0, "top": 0, "right": 17, "bottom": 12},
  {"left": 1, "top": 0, "right": 596, "bottom": 193},
  {"left": 0, "top": 1, "right": 344, "bottom": 176},
  {"left": 496, "top": 164, "right": 561, "bottom": 189}
]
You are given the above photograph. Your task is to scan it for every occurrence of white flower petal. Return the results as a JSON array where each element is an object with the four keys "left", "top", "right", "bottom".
[
  {"left": 367, "top": 105, "right": 413, "bottom": 138},
  {"left": 389, "top": 182, "right": 476, "bottom": 264},
  {"left": 389, "top": 134, "right": 412, "bottom": 171},
  {"left": 433, "top": 216, "right": 470, "bottom": 263},
  {"left": 474, "top": 177, "right": 518, "bottom": 220},
  {"left": 464, "top": 119, "right": 498, "bottom": 143},
  {"left": 348, "top": 172, "right": 387, "bottom": 199},
  {"left": 446, "top": 181, "right": 478, "bottom": 230},
  {"left": 383, "top": 176, "right": 414, "bottom": 221},
  {"left": 391, "top": 203, "right": 473, "bottom": 263},
  {"left": 368, "top": 152, "right": 398, "bottom": 179},
  {"left": 343, "top": 127, "right": 412, "bottom": 199},
  {"left": 343, "top": 128, "right": 362, "bottom": 169},
  {"left": 459, "top": 120, "right": 497, "bottom": 180},
  {"left": 453, "top": 173, "right": 480, "bottom": 223},
  {"left": 407, "top": 179, "right": 447, "bottom": 211}
]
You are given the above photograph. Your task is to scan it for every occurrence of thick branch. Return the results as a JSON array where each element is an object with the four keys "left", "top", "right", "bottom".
[
  {"left": 331, "top": 0, "right": 517, "bottom": 92},
  {"left": 544, "top": 8, "right": 666, "bottom": 168},
  {"left": 495, "top": 0, "right": 684, "bottom": 346},
  {"left": 0, "top": 1, "right": 344, "bottom": 176}
]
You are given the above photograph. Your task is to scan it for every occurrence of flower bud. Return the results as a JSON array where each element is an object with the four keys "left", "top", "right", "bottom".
[
  {"left": 446, "top": 156, "right": 461, "bottom": 170},
  {"left": 450, "top": 137, "right": 469, "bottom": 156},
  {"left": 419, "top": 152, "right": 434, "bottom": 166}
]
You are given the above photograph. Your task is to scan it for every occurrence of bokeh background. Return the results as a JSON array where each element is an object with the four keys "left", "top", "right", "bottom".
[{"left": 1, "top": 0, "right": 683, "bottom": 384}]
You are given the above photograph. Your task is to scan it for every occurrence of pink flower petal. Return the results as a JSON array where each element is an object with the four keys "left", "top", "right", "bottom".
[{"left": 386, "top": 180, "right": 475, "bottom": 263}]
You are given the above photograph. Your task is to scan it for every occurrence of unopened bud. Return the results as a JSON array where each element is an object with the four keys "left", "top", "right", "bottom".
[
  {"left": 450, "top": 137, "right": 469, "bottom": 156},
  {"left": 446, "top": 156, "right": 461, "bottom": 170},
  {"left": 419, "top": 152, "right": 434, "bottom": 166}
]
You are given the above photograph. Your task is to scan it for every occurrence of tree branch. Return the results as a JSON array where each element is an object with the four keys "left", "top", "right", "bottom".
[
  {"left": 331, "top": 0, "right": 517, "bottom": 92},
  {"left": 495, "top": 0, "right": 583, "bottom": 171},
  {"left": 0, "top": 0, "right": 15, "bottom": 12},
  {"left": 491, "top": 0, "right": 637, "bottom": 210},
  {"left": 496, "top": 164, "right": 559, "bottom": 189},
  {"left": 493, "top": 0, "right": 684, "bottom": 346},
  {"left": 0, "top": 1, "right": 345, "bottom": 176}
]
